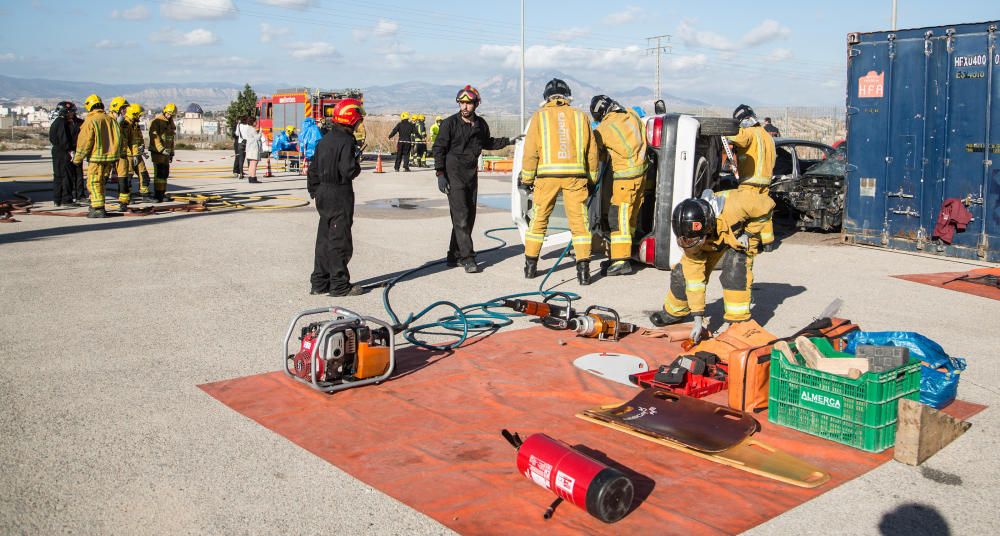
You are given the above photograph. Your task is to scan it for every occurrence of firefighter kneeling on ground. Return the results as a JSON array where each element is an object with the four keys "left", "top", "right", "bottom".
[
  {"left": 519, "top": 78, "right": 600, "bottom": 285},
  {"left": 119, "top": 103, "right": 150, "bottom": 210},
  {"left": 72, "top": 94, "right": 123, "bottom": 218},
  {"left": 307, "top": 98, "right": 368, "bottom": 297},
  {"left": 148, "top": 103, "right": 177, "bottom": 202},
  {"left": 590, "top": 95, "right": 647, "bottom": 277}
]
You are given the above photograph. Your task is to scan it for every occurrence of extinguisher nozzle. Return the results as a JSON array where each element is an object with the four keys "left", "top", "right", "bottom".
[
  {"left": 543, "top": 497, "right": 563, "bottom": 520},
  {"left": 501, "top": 429, "right": 523, "bottom": 449}
]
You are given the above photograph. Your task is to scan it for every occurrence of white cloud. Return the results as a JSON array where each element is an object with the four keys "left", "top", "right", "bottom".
[
  {"left": 259, "top": 22, "right": 289, "bottom": 43},
  {"left": 93, "top": 39, "right": 137, "bottom": 49},
  {"left": 258, "top": 0, "right": 314, "bottom": 8},
  {"left": 764, "top": 48, "right": 793, "bottom": 62},
  {"left": 0, "top": 52, "right": 17, "bottom": 62},
  {"left": 161, "top": 0, "right": 236, "bottom": 20},
  {"left": 479, "top": 44, "right": 646, "bottom": 71},
  {"left": 373, "top": 19, "right": 398, "bottom": 38},
  {"left": 666, "top": 53, "right": 709, "bottom": 71},
  {"left": 552, "top": 27, "right": 590, "bottom": 41},
  {"left": 287, "top": 41, "right": 338, "bottom": 60},
  {"left": 112, "top": 4, "right": 149, "bottom": 20},
  {"left": 151, "top": 27, "right": 219, "bottom": 46},
  {"left": 351, "top": 28, "right": 368, "bottom": 43},
  {"left": 607, "top": 6, "right": 640, "bottom": 25},
  {"left": 677, "top": 18, "right": 792, "bottom": 51},
  {"left": 742, "top": 19, "right": 791, "bottom": 47}
]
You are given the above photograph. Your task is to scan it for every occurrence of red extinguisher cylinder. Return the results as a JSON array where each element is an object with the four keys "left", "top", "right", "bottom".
[{"left": 515, "top": 433, "right": 634, "bottom": 523}]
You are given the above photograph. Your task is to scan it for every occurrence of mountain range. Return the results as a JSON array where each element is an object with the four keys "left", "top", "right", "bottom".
[{"left": 0, "top": 71, "right": 711, "bottom": 114}]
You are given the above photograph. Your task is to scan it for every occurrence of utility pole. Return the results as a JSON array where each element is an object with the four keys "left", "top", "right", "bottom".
[
  {"left": 645, "top": 35, "right": 672, "bottom": 102},
  {"left": 520, "top": 0, "right": 525, "bottom": 131},
  {"left": 891, "top": 0, "right": 898, "bottom": 30}
]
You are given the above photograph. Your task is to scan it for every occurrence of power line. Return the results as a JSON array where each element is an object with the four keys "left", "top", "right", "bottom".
[{"left": 645, "top": 34, "right": 672, "bottom": 101}]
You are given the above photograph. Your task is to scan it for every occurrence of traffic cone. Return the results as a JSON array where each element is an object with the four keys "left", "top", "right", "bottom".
[
  {"left": 264, "top": 157, "right": 273, "bottom": 178},
  {"left": 374, "top": 151, "right": 385, "bottom": 174}
]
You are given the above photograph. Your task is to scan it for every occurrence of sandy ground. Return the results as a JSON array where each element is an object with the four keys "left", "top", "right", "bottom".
[{"left": 1, "top": 150, "right": 997, "bottom": 535}]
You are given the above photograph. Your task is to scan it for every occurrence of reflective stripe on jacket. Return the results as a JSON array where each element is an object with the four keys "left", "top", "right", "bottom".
[
  {"left": 727, "top": 125, "right": 775, "bottom": 186},
  {"left": 521, "top": 98, "right": 598, "bottom": 183},
  {"left": 594, "top": 108, "right": 647, "bottom": 180},
  {"left": 73, "top": 110, "right": 122, "bottom": 164}
]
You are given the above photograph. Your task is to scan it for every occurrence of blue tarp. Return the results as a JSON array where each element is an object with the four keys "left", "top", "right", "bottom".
[
  {"left": 271, "top": 131, "right": 298, "bottom": 155},
  {"left": 299, "top": 117, "right": 322, "bottom": 160}
]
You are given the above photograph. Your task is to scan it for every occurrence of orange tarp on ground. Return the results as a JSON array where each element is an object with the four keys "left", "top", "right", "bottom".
[
  {"left": 200, "top": 326, "right": 984, "bottom": 535},
  {"left": 893, "top": 267, "right": 1000, "bottom": 301}
]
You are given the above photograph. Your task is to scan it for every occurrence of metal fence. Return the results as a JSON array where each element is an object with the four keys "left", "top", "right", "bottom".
[{"left": 364, "top": 107, "right": 846, "bottom": 158}]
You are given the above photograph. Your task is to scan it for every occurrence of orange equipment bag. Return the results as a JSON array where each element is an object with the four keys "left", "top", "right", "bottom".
[{"left": 691, "top": 318, "right": 860, "bottom": 412}]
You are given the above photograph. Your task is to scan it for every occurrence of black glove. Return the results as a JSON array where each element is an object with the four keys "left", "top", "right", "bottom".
[
  {"left": 517, "top": 178, "right": 533, "bottom": 194},
  {"left": 437, "top": 172, "right": 450, "bottom": 194},
  {"left": 164, "top": 148, "right": 174, "bottom": 157}
]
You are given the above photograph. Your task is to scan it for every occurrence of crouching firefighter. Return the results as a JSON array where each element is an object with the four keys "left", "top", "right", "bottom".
[
  {"left": 590, "top": 95, "right": 647, "bottom": 276},
  {"left": 307, "top": 98, "right": 368, "bottom": 298},
  {"left": 648, "top": 189, "right": 775, "bottom": 341},
  {"left": 519, "top": 78, "right": 600, "bottom": 285}
]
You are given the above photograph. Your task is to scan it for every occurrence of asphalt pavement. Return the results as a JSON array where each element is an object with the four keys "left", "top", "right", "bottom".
[{"left": 1, "top": 150, "right": 997, "bottom": 535}]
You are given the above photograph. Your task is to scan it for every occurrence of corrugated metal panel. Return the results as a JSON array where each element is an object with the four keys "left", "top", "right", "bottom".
[{"left": 844, "top": 21, "right": 999, "bottom": 262}]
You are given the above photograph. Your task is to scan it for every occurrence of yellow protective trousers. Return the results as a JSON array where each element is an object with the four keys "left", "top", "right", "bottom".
[
  {"left": 86, "top": 162, "right": 115, "bottom": 209},
  {"left": 525, "top": 176, "right": 592, "bottom": 260},
  {"left": 608, "top": 176, "right": 645, "bottom": 261},
  {"left": 663, "top": 247, "right": 755, "bottom": 322}
]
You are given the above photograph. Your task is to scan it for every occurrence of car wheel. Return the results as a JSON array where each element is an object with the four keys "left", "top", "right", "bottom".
[{"left": 695, "top": 117, "right": 739, "bottom": 136}]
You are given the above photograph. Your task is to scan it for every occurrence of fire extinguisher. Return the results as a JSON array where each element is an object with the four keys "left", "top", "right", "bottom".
[{"left": 501, "top": 429, "right": 634, "bottom": 524}]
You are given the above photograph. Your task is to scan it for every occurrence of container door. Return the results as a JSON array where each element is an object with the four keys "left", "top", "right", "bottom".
[
  {"left": 939, "top": 27, "right": 998, "bottom": 259},
  {"left": 845, "top": 36, "right": 890, "bottom": 238}
]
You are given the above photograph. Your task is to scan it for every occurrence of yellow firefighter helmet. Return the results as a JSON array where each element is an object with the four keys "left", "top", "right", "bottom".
[
  {"left": 125, "top": 103, "right": 144, "bottom": 121},
  {"left": 83, "top": 94, "right": 103, "bottom": 111},
  {"left": 109, "top": 96, "right": 129, "bottom": 113},
  {"left": 400, "top": 111, "right": 410, "bottom": 120},
  {"left": 163, "top": 103, "right": 177, "bottom": 115}
]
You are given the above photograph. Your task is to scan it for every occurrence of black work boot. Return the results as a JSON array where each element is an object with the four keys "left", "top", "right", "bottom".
[
  {"left": 329, "top": 284, "right": 366, "bottom": 297},
  {"left": 463, "top": 260, "right": 480, "bottom": 273},
  {"left": 649, "top": 310, "right": 686, "bottom": 327},
  {"left": 524, "top": 256, "right": 539, "bottom": 279},
  {"left": 606, "top": 260, "right": 634, "bottom": 277},
  {"left": 576, "top": 260, "right": 592, "bottom": 286},
  {"left": 445, "top": 253, "right": 458, "bottom": 268},
  {"left": 87, "top": 207, "right": 107, "bottom": 219}
]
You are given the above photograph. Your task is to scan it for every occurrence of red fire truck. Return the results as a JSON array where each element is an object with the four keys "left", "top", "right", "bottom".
[{"left": 256, "top": 87, "right": 364, "bottom": 145}]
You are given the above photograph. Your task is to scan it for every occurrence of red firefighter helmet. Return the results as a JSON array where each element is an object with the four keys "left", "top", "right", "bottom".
[
  {"left": 456, "top": 85, "right": 481, "bottom": 105},
  {"left": 332, "top": 98, "right": 365, "bottom": 128}
]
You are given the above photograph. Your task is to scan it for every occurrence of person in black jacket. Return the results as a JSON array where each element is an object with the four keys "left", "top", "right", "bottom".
[
  {"left": 387, "top": 111, "right": 414, "bottom": 172},
  {"left": 307, "top": 98, "right": 368, "bottom": 297},
  {"left": 69, "top": 113, "right": 86, "bottom": 203},
  {"left": 432, "top": 85, "right": 520, "bottom": 273},
  {"left": 48, "top": 101, "right": 81, "bottom": 206}
]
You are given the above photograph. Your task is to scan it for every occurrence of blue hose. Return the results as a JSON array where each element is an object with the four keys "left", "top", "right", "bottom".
[{"left": 379, "top": 226, "right": 580, "bottom": 351}]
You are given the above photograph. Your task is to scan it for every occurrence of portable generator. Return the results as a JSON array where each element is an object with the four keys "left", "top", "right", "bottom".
[{"left": 282, "top": 306, "right": 395, "bottom": 393}]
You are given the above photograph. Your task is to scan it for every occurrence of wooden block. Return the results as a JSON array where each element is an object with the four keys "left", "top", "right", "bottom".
[
  {"left": 774, "top": 340, "right": 799, "bottom": 366},
  {"left": 794, "top": 336, "right": 822, "bottom": 368},
  {"left": 794, "top": 336, "right": 869, "bottom": 376},
  {"left": 894, "top": 398, "right": 972, "bottom": 466}
]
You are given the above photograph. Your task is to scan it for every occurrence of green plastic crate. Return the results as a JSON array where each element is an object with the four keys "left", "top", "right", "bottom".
[{"left": 768, "top": 337, "right": 922, "bottom": 452}]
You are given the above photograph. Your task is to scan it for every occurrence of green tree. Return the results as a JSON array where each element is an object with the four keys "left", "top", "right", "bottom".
[{"left": 225, "top": 84, "right": 258, "bottom": 136}]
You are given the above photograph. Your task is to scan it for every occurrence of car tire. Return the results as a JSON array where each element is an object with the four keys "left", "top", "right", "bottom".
[{"left": 695, "top": 117, "right": 739, "bottom": 136}]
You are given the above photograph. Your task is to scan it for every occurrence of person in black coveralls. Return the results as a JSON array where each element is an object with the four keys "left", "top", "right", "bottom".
[
  {"left": 432, "top": 85, "right": 520, "bottom": 273},
  {"left": 307, "top": 98, "right": 368, "bottom": 297}
]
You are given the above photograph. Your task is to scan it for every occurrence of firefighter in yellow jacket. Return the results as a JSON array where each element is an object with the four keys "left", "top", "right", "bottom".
[
  {"left": 118, "top": 104, "right": 149, "bottom": 209},
  {"left": 72, "top": 94, "right": 123, "bottom": 218},
  {"left": 108, "top": 97, "right": 129, "bottom": 204},
  {"left": 726, "top": 104, "right": 776, "bottom": 244},
  {"left": 518, "top": 78, "right": 600, "bottom": 285},
  {"left": 148, "top": 103, "right": 177, "bottom": 202},
  {"left": 590, "top": 95, "right": 647, "bottom": 277}
]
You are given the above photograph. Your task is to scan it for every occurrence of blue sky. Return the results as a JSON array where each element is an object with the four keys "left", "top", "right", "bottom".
[{"left": 0, "top": 0, "right": 996, "bottom": 105}]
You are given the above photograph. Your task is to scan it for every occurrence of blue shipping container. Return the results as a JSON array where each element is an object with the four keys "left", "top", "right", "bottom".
[{"left": 844, "top": 21, "right": 999, "bottom": 262}]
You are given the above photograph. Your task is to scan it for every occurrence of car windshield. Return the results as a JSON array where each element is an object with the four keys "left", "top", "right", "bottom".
[{"left": 804, "top": 146, "right": 846, "bottom": 176}]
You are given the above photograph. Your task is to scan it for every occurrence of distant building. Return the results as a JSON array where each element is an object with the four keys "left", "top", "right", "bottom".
[{"left": 178, "top": 102, "right": 205, "bottom": 135}]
